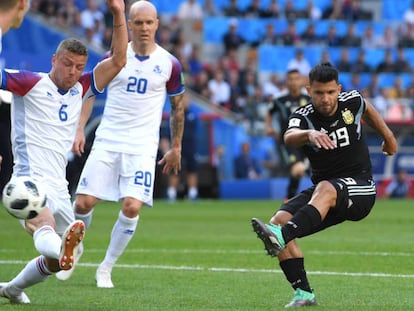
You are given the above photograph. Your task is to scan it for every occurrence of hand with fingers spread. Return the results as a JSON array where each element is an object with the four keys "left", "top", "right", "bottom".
[
  {"left": 158, "top": 148, "right": 182, "bottom": 175},
  {"left": 308, "top": 130, "right": 336, "bottom": 150}
]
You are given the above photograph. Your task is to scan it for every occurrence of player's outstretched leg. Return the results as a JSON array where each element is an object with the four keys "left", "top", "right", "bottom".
[
  {"left": 251, "top": 218, "right": 286, "bottom": 257},
  {"left": 59, "top": 220, "right": 85, "bottom": 271},
  {"left": 0, "top": 282, "right": 30, "bottom": 304},
  {"left": 285, "top": 288, "right": 317, "bottom": 308}
]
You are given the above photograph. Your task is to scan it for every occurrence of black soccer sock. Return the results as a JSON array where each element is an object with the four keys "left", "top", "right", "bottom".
[
  {"left": 281, "top": 204, "right": 322, "bottom": 243},
  {"left": 287, "top": 176, "right": 300, "bottom": 199},
  {"left": 279, "top": 258, "right": 312, "bottom": 292}
]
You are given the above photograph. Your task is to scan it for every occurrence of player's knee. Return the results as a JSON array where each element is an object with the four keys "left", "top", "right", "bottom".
[
  {"left": 291, "top": 161, "right": 306, "bottom": 177},
  {"left": 270, "top": 210, "right": 292, "bottom": 226},
  {"left": 122, "top": 197, "right": 142, "bottom": 218},
  {"left": 75, "top": 194, "right": 97, "bottom": 214}
]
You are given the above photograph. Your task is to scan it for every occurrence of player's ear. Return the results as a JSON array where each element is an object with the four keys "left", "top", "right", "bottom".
[{"left": 305, "top": 85, "right": 311, "bottom": 95}]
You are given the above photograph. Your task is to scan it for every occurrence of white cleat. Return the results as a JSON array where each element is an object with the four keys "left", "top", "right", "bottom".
[
  {"left": 56, "top": 242, "right": 84, "bottom": 281},
  {"left": 59, "top": 220, "right": 85, "bottom": 271},
  {"left": 0, "top": 282, "right": 30, "bottom": 304},
  {"left": 96, "top": 266, "right": 114, "bottom": 288}
]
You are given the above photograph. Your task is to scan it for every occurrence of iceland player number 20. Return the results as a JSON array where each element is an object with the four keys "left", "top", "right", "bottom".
[{"left": 126, "top": 76, "right": 148, "bottom": 94}]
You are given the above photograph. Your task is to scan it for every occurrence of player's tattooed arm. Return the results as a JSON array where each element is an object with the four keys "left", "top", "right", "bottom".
[
  {"left": 158, "top": 93, "right": 185, "bottom": 175},
  {"left": 169, "top": 93, "right": 185, "bottom": 151}
]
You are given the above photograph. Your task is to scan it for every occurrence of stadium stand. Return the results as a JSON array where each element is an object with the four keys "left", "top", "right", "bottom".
[{"left": 3, "top": 0, "right": 414, "bottom": 199}]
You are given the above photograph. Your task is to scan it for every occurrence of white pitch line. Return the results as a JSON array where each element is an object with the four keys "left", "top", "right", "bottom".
[
  {"left": 1, "top": 260, "right": 414, "bottom": 279},
  {"left": 1, "top": 248, "right": 414, "bottom": 257}
]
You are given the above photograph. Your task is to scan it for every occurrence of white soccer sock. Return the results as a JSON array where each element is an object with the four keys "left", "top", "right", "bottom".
[
  {"left": 7, "top": 256, "right": 51, "bottom": 294},
  {"left": 33, "top": 225, "right": 61, "bottom": 259},
  {"left": 188, "top": 187, "right": 198, "bottom": 200},
  {"left": 167, "top": 187, "right": 177, "bottom": 200},
  {"left": 100, "top": 211, "right": 139, "bottom": 269},
  {"left": 75, "top": 209, "right": 94, "bottom": 229}
]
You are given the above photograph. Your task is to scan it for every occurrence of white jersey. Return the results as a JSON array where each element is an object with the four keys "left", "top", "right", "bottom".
[
  {"left": 0, "top": 69, "right": 100, "bottom": 191},
  {"left": 93, "top": 42, "right": 185, "bottom": 156}
]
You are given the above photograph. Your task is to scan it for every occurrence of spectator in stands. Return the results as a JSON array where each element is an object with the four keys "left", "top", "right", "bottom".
[
  {"left": 352, "top": 50, "right": 372, "bottom": 73},
  {"left": 244, "top": 0, "right": 265, "bottom": 18},
  {"left": 342, "top": 0, "right": 372, "bottom": 21},
  {"left": 365, "top": 72, "right": 380, "bottom": 98},
  {"left": 84, "top": 25, "right": 104, "bottom": 51},
  {"left": 388, "top": 76, "right": 408, "bottom": 99},
  {"left": 222, "top": 18, "right": 246, "bottom": 54},
  {"left": 375, "top": 26, "right": 397, "bottom": 49},
  {"left": 305, "top": 0, "right": 322, "bottom": 20},
  {"left": 336, "top": 48, "right": 352, "bottom": 72},
  {"left": 394, "top": 47, "right": 412, "bottom": 73},
  {"left": 324, "top": 24, "right": 341, "bottom": 46},
  {"left": 223, "top": 0, "right": 243, "bottom": 17},
  {"left": 340, "top": 23, "right": 361, "bottom": 47},
  {"left": 212, "top": 144, "right": 226, "bottom": 182},
  {"left": 208, "top": 69, "right": 231, "bottom": 108},
  {"left": 156, "top": 24, "right": 174, "bottom": 52},
  {"left": 384, "top": 170, "right": 411, "bottom": 198},
  {"left": 234, "top": 141, "right": 262, "bottom": 179},
  {"left": 227, "top": 70, "right": 244, "bottom": 114},
  {"left": 403, "top": 1, "right": 414, "bottom": 25},
  {"left": 398, "top": 23, "right": 414, "bottom": 48},
  {"left": 187, "top": 44, "right": 204, "bottom": 78},
  {"left": 80, "top": 0, "right": 104, "bottom": 44},
  {"left": 177, "top": 0, "right": 203, "bottom": 20},
  {"left": 260, "top": 22, "right": 280, "bottom": 45},
  {"left": 260, "top": 0, "right": 280, "bottom": 18},
  {"left": 56, "top": 0, "right": 80, "bottom": 31},
  {"left": 282, "top": 21, "right": 301, "bottom": 46},
  {"left": 284, "top": 0, "right": 305, "bottom": 21},
  {"left": 387, "top": 100, "right": 413, "bottom": 120},
  {"left": 301, "top": 23, "right": 321, "bottom": 45},
  {"left": 376, "top": 49, "right": 395, "bottom": 73},
  {"left": 373, "top": 87, "right": 391, "bottom": 118},
  {"left": 322, "top": 0, "right": 343, "bottom": 19},
  {"left": 287, "top": 49, "right": 311, "bottom": 77},
  {"left": 361, "top": 24, "right": 379, "bottom": 49},
  {"left": 167, "top": 93, "right": 199, "bottom": 202},
  {"left": 191, "top": 70, "right": 210, "bottom": 98},
  {"left": 203, "top": 0, "right": 221, "bottom": 17},
  {"left": 346, "top": 72, "right": 365, "bottom": 91},
  {"left": 262, "top": 73, "right": 282, "bottom": 101},
  {"left": 37, "top": 0, "right": 60, "bottom": 23}
]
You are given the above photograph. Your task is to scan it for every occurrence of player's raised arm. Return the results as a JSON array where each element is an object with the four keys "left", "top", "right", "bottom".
[{"left": 94, "top": 0, "right": 128, "bottom": 91}]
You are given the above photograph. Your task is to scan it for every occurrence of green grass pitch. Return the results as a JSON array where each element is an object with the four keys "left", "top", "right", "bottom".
[{"left": 1, "top": 199, "right": 414, "bottom": 310}]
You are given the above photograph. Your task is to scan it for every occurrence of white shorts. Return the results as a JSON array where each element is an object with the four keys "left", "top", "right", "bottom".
[{"left": 76, "top": 147, "right": 156, "bottom": 206}]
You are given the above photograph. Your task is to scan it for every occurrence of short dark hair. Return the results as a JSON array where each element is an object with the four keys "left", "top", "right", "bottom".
[
  {"left": 55, "top": 38, "right": 88, "bottom": 57},
  {"left": 309, "top": 62, "right": 338, "bottom": 84},
  {"left": 286, "top": 69, "right": 300, "bottom": 75}
]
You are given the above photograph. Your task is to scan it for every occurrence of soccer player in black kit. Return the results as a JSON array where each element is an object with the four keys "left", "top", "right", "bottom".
[
  {"left": 252, "top": 63, "right": 398, "bottom": 308},
  {"left": 266, "top": 69, "right": 310, "bottom": 200}
]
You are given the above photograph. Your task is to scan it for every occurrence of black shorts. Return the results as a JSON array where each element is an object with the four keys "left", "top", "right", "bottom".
[
  {"left": 278, "top": 177, "right": 376, "bottom": 236},
  {"left": 182, "top": 150, "right": 198, "bottom": 173}
]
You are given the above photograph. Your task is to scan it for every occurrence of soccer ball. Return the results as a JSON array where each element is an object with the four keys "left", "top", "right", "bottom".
[{"left": 2, "top": 176, "right": 47, "bottom": 219}]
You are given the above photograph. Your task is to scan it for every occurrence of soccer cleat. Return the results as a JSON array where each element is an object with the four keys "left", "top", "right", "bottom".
[
  {"left": 251, "top": 218, "right": 286, "bottom": 257},
  {"left": 56, "top": 242, "right": 84, "bottom": 281},
  {"left": 0, "top": 282, "right": 30, "bottom": 304},
  {"left": 285, "top": 288, "right": 317, "bottom": 308},
  {"left": 96, "top": 265, "right": 114, "bottom": 288},
  {"left": 59, "top": 220, "right": 85, "bottom": 271}
]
